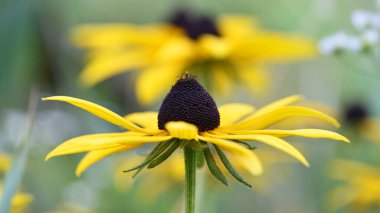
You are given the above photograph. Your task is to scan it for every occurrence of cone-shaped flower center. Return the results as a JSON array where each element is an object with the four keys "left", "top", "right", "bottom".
[
  {"left": 170, "top": 10, "right": 220, "bottom": 40},
  {"left": 158, "top": 75, "right": 220, "bottom": 132},
  {"left": 345, "top": 103, "right": 368, "bottom": 125}
]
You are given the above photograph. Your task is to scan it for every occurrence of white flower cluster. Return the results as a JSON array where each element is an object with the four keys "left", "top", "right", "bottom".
[{"left": 319, "top": 0, "right": 380, "bottom": 55}]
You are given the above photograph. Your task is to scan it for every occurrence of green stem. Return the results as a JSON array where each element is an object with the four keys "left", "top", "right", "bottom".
[{"left": 184, "top": 146, "right": 197, "bottom": 213}]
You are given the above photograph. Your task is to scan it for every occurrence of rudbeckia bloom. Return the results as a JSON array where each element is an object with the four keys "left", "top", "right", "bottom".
[
  {"left": 342, "top": 102, "right": 380, "bottom": 144},
  {"left": 329, "top": 159, "right": 380, "bottom": 212},
  {"left": 44, "top": 75, "right": 347, "bottom": 212},
  {"left": 72, "top": 11, "right": 316, "bottom": 105}
]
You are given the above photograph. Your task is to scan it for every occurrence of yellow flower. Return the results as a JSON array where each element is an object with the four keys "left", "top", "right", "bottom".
[
  {"left": 328, "top": 159, "right": 380, "bottom": 212},
  {"left": 44, "top": 75, "right": 347, "bottom": 187},
  {"left": 72, "top": 12, "right": 316, "bottom": 105},
  {"left": 342, "top": 102, "right": 380, "bottom": 144},
  {"left": 0, "top": 154, "right": 33, "bottom": 213}
]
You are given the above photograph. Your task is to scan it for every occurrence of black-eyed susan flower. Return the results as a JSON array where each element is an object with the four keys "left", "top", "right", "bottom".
[
  {"left": 342, "top": 102, "right": 380, "bottom": 144},
  {"left": 72, "top": 11, "right": 316, "bottom": 105},
  {"left": 0, "top": 154, "right": 33, "bottom": 213},
  {"left": 44, "top": 75, "right": 348, "bottom": 212},
  {"left": 328, "top": 159, "right": 380, "bottom": 212}
]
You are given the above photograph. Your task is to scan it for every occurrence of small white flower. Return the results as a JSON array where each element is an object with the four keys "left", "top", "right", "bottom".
[
  {"left": 319, "top": 32, "right": 362, "bottom": 55},
  {"left": 351, "top": 10, "right": 372, "bottom": 30},
  {"left": 361, "top": 29, "right": 379, "bottom": 45},
  {"left": 370, "top": 14, "right": 380, "bottom": 29}
]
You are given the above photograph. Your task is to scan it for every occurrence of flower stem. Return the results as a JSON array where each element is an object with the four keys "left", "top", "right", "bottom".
[{"left": 184, "top": 146, "right": 197, "bottom": 213}]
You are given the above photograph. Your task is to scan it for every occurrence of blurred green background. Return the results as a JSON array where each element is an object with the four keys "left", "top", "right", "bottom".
[{"left": 1, "top": 0, "right": 380, "bottom": 212}]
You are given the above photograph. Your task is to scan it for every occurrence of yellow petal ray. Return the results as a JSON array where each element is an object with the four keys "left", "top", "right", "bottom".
[
  {"left": 224, "top": 106, "right": 340, "bottom": 130},
  {"left": 79, "top": 50, "right": 151, "bottom": 87},
  {"left": 330, "top": 159, "right": 380, "bottom": 181},
  {"left": 205, "top": 133, "right": 309, "bottom": 166},
  {"left": 218, "top": 103, "right": 255, "bottom": 126},
  {"left": 45, "top": 133, "right": 171, "bottom": 160},
  {"left": 0, "top": 153, "right": 11, "bottom": 172},
  {"left": 76, "top": 144, "right": 142, "bottom": 176},
  {"left": 165, "top": 121, "right": 198, "bottom": 140},
  {"left": 124, "top": 111, "right": 159, "bottom": 130},
  {"left": 71, "top": 24, "right": 174, "bottom": 48},
  {"left": 235, "top": 32, "right": 316, "bottom": 62},
  {"left": 198, "top": 135, "right": 263, "bottom": 176},
  {"left": 215, "top": 129, "right": 349, "bottom": 142},
  {"left": 197, "top": 35, "right": 231, "bottom": 59},
  {"left": 248, "top": 95, "right": 303, "bottom": 118},
  {"left": 135, "top": 63, "right": 186, "bottom": 106},
  {"left": 42, "top": 96, "right": 150, "bottom": 133},
  {"left": 217, "top": 15, "right": 259, "bottom": 37}
]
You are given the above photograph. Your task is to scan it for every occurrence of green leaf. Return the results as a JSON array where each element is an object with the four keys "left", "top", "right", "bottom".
[
  {"left": 213, "top": 144, "right": 252, "bottom": 188},
  {"left": 123, "top": 139, "right": 175, "bottom": 176},
  {"left": 0, "top": 88, "right": 38, "bottom": 213},
  {"left": 147, "top": 139, "right": 180, "bottom": 169},
  {"left": 232, "top": 139, "right": 256, "bottom": 150},
  {"left": 202, "top": 143, "right": 228, "bottom": 186}
]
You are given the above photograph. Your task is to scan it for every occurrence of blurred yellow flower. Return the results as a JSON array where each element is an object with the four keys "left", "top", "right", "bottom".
[
  {"left": 44, "top": 75, "right": 347, "bottom": 187},
  {"left": 342, "top": 103, "right": 380, "bottom": 144},
  {"left": 329, "top": 159, "right": 380, "bottom": 212},
  {"left": 72, "top": 11, "right": 316, "bottom": 105},
  {"left": 0, "top": 154, "right": 33, "bottom": 213}
]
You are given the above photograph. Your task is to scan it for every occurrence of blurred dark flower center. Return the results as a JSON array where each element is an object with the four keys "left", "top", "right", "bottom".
[
  {"left": 344, "top": 103, "right": 368, "bottom": 125},
  {"left": 169, "top": 11, "right": 220, "bottom": 40},
  {"left": 158, "top": 74, "right": 220, "bottom": 132}
]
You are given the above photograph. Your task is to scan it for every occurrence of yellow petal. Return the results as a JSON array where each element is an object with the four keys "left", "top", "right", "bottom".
[
  {"left": 217, "top": 15, "right": 259, "bottom": 37},
  {"left": 205, "top": 133, "right": 309, "bottom": 166},
  {"left": 79, "top": 50, "right": 151, "bottom": 87},
  {"left": 217, "top": 129, "right": 349, "bottom": 142},
  {"left": 11, "top": 193, "right": 33, "bottom": 210},
  {"left": 249, "top": 95, "right": 303, "bottom": 118},
  {"left": 330, "top": 159, "right": 380, "bottom": 181},
  {"left": 197, "top": 35, "right": 231, "bottom": 59},
  {"left": 76, "top": 144, "right": 142, "bottom": 176},
  {"left": 225, "top": 106, "right": 340, "bottom": 130},
  {"left": 0, "top": 153, "right": 11, "bottom": 172},
  {"left": 198, "top": 135, "right": 263, "bottom": 176},
  {"left": 218, "top": 103, "right": 255, "bottom": 126},
  {"left": 135, "top": 63, "right": 185, "bottom": 106},
  {"left": 42, "top": 96, "right": 149, "bottom": 133},
  {"left": 45, "top": 133, "right": 171, "bottom": 160},
  {"left": 124, "top": 111, "right": 159, "bottom": 130},
  {"left": 165, "top": 121, "right": 198, "bottom": 140},
  {"left": 235, "top": 32, "right": 316, "bottom": 62},
  {"left": 71, "top": 24, "right": 174, "bottom": 48}
]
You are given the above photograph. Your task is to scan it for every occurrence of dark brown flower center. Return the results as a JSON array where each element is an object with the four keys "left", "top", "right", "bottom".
[
  {"left": 158, "top": 75, "right": 220, "bottom": 132},
  {"left": 169, "top": 10, "right": 220, "bottom": 40},
  {"left": 344, "top": 103, "right": 369, "bottom": 125}
]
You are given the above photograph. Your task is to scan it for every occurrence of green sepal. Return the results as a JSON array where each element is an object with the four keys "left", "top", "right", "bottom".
[
  {"left": 123, "top": 139, "right": 175, "bottom": 176},
  {"left": 202, "top": 143, "right": 228, "bottom": 186},
  {"left": 147, "top": 139, "right": 180, "bottom": 169},
  {"left": 196, "top": 150, "right": 205, "bottom": 168},
  {"left": 232, "top": 139, "right": 256, "bottom": 150},
  {"left": 213, "top": 144, "right": 252, "bottom": 188}
]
